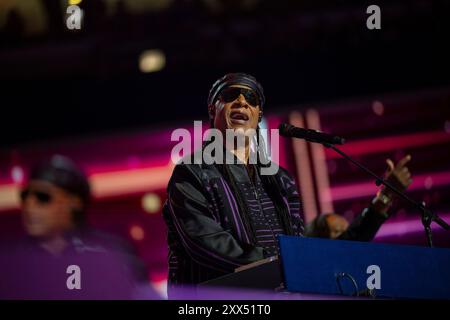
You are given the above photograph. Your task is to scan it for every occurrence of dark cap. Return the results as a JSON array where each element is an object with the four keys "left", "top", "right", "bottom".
[{"left": 29, "top": 155, "right": 91, "bottom": 205}]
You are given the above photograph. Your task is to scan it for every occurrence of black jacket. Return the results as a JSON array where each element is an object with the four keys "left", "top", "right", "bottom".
[{"left": 163, "top": 160, "right": 387, "bottom": 288}]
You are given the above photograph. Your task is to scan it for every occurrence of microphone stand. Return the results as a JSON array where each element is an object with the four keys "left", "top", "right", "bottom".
[{"left": 323, "top": 142, "right": 450, "bottom": 248}]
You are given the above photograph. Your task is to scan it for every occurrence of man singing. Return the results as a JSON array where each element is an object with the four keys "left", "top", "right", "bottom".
[{"left": 162, "top": 73, "right": 411, "bottom": 293}]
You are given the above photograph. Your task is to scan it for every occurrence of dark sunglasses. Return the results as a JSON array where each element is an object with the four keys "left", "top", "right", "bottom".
[
  {"left": 219, "top": 87, "right": 260, "bottom": 107},
  {"left": 20, "top": 188, "right": 52, "bottom": 204}
]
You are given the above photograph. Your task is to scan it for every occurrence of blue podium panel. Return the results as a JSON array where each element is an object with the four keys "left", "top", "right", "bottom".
[{"left": 278, "top": 235, "right": 450, "bottom": 299}]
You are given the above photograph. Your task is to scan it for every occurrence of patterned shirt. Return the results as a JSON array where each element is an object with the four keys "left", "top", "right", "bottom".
[{"left": 239, "top": 171, "right": 284, "bottom": 257}]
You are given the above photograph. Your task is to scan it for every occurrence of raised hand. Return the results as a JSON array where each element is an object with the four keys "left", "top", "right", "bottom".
[{"left": 384, "top": 154, "right": 413, "bottom": 195}]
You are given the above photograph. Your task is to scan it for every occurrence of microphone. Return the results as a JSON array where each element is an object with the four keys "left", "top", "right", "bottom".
[{"left": 278, "top": 123, "right": 345, "bottom": 145}]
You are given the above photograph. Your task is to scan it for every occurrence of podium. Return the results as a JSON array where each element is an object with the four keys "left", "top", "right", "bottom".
[
  {"left": 200, "top": 236, "right": 450, "bottom": 299},
  {"left": 279, "top": 235, "right": 450, "bottom": 299}
]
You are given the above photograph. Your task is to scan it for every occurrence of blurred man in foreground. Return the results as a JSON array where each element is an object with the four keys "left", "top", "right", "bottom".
[{"left": 0, "top": 155, "right": 159, "bottom": 299}]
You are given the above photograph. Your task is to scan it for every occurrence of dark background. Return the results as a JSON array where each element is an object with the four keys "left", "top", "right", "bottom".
[{"left": 1, "top": 0, "right": 448, "bottom": 147}]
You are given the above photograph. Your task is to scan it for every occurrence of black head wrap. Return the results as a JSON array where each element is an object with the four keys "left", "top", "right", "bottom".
[{"left": 207, "top": 73, "right": 266, "bottom": 113}]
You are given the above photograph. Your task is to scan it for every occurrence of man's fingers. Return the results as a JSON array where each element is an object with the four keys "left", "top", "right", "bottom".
[
  {"left": 386, "top": 159, "right": 395, "bottom": 172},
  {"left": 396, "top": 154, "right": 412, "bottom": 169}
]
